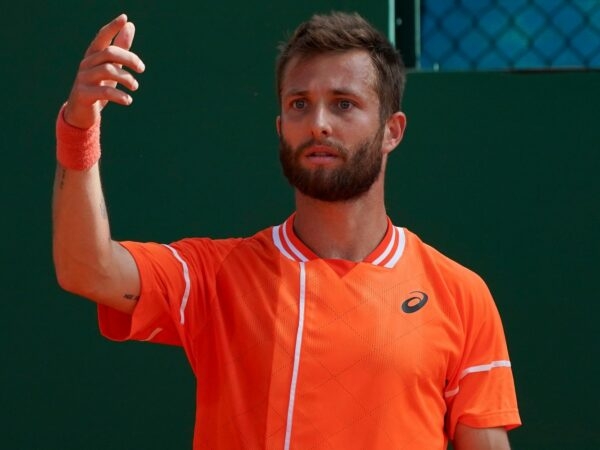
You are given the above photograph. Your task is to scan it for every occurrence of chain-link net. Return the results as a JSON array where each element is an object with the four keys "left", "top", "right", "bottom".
[{"left": 419, "top": 0, "right": 600, "bottom": 70}]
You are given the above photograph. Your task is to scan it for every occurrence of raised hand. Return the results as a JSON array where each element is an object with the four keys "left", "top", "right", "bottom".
[{"left": 64, "top": 14, "right": 146, "bottom": 129}]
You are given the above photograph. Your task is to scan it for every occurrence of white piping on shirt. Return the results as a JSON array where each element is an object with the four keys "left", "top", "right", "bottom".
[
  {"left": 444, "top": 360, "right": 512, "bottom": 398},
  {"left": 372, "top": 224, "right": 397, "bottom": 265},
  {"left": 163, "top": 244, "right": 191, "bottom": 325},
  {"left": 272, "top": 225, "right": 295, "bottom": 261},
  {"left": 141, "top": 327, "right": 163, "bottom": 342},
  {"left": 284, "top": 262, "right": 307, "bottom": 450},
  {"left": 384, "top": 227, "right": 406, "bottom": 269},
  {"left": 282, "top": 222, "right": 309, "bottom": 262}
]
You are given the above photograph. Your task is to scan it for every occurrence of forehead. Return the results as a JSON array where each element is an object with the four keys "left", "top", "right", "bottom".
[{"left": 280, "top": 50, "right": 378, "bottom": 98}]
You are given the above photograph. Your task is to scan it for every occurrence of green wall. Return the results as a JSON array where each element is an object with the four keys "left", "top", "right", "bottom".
[
  {"left": 395, "top": 70, "right": 600, "bottom": 449},
  {"left": 2, "top": 1, "right": 598, "bottom": 448}
]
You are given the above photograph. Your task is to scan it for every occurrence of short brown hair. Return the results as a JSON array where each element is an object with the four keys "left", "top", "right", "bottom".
[{"left": 276, "top": 12, "right": 406, "bottom": 120}]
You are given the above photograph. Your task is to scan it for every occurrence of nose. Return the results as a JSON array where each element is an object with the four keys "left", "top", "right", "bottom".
[{"left": 311, "top": 104, "right": 332, "bottom": 139}]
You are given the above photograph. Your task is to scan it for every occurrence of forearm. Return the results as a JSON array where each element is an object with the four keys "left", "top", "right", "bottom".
[
  {"left": 52, "top": 96, "right": 138, "bottom": 311},
  {"left": 52, "top": 162, "right": 139, "bottom": 312},
  {"left": 453, "top": 424, "right": 511, "bottom": 450},
  {"left": 53, "top": 164, "right": 113, "bottom": 293}
]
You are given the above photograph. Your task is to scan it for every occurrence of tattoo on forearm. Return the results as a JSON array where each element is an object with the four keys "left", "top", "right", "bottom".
[
  {"left": 123, "top": 293, "right": 140, "bottom": 301},
  {"left": 59, "top": 168, "right": 66, "bottom": 189}
]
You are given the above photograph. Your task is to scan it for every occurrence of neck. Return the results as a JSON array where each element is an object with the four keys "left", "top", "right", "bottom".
[{"left": 293, "top": 177, "right": 388, "bottom": 261}]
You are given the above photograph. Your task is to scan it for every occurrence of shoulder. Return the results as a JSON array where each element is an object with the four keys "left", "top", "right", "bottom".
[
  {"left": 404, "top": 229, "right": 487, "bottom": 287},
  {"left": 168, "top": 226, "right": 277, "bottom": 265},
  {"left": 402, "top": 229, "right": 494, "bottom": 313}
]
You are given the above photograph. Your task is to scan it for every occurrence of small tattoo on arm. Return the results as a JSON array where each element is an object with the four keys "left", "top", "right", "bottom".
[
  {"left": 123, "top": 294, "right": 140, "bottom": 301},
  {"left": 59, "top": 168, "right": 66, "bottom": 189}
]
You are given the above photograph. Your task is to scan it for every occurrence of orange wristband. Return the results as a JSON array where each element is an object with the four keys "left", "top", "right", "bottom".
[{"left": 55, "top": 104, "right": 101, "bottom": 170}]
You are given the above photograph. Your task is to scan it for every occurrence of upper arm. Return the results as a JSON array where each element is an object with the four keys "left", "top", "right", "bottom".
[
  {"left": 57, "top": 239, "right": 141, "bottom": 315},
  {"left": 453, "top": 423, "right": 511, "bottom": 450},
  {"left": 73, "top": 240, "right": 141, "bottom": 314},
  {"left": 444, "top": 274, "right": 521, "bottom": 436},
  {"left": 103, "top": 241, "right": 141, "bottom": 313}
]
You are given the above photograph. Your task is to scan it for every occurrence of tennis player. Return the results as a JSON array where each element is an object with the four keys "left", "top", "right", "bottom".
[{"left": 53, "top": 12, "right": 521, "bottom": 449}]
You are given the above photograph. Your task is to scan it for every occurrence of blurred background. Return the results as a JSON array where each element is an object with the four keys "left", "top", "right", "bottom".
[{"left": 1, "top": 0, "right": 598, "bottom": 448}]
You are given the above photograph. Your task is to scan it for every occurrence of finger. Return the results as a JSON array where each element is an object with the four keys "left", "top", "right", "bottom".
[
  {"left": 79, "top": 63, "right": 140, "bottom": 92},
  {"left": 113, "top": 21, "right": 136, "bottom": 51},
  {"left": 85, "top": 13, "right": 128, "bottom": 57},
  {"left": 76, "top": 84, "right": 133, "bottom": 107},
  {"left": 80, "top": 45, "right": 145, "bottom": 73}
]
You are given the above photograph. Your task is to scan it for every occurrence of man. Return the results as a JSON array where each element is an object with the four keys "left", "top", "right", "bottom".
[{"left": 53, "top": 12, "right": 521, "bottom": 449}]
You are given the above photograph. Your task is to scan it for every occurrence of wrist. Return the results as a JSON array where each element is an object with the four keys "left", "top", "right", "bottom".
[{"left": 55, "top": 103, "right": 101, "bottom": 170}]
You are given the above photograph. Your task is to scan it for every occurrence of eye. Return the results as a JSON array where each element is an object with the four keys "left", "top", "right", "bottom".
[
  {"left": 338, "top": 99, "right": 354, "bottom": 110},
  {"left": 291, "top": 99, "right": 307, "bottom": 110}
]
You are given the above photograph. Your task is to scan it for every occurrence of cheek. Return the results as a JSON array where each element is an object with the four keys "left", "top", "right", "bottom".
[
  {"left": 279, "top": 120, "right": 303, "bottom": 144},
  {"left": 349, "top": 123, "right": 380, "bottom": 144}
]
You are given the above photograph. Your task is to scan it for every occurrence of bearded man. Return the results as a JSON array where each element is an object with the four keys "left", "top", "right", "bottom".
[{"left": 53, "top": 11, "right": 521, "bottom": 449}]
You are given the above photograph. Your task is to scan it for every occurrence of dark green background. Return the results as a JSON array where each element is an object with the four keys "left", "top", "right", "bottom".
[{"left": 2, "top": 1, "right": 598, "bottom": 448}]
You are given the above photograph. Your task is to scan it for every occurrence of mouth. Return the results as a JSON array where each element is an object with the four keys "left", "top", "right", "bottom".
[
  {"left": 302, "top": 145, "right": 341, "bottom": 167},
  {"left": 303, "top": 145, "right": 341, "bottom": 163}
]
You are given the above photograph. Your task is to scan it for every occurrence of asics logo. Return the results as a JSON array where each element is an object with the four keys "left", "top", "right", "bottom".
[{"left": 401, "top": 291, "right": 429, "bottom": 313}]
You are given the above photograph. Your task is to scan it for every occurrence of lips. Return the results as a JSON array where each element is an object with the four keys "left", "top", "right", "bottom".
[
  {"left": 303, "top": 146, "right": 340, "bottom": 166},
  {"left": 303, "top": 145, "right": 340, "bottom": 158}
]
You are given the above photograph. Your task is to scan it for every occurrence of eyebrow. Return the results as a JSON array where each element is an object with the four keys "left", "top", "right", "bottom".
[
  {"left": 282, "top": 88, "right": 364, "bottom": 98},
  {"left": 282, "top": 89, "right": 308, "bottom": 98}
]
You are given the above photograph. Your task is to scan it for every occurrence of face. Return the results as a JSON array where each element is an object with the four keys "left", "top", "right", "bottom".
[{"left": 278, "top": 50, "right": 389, "bottom": 202}]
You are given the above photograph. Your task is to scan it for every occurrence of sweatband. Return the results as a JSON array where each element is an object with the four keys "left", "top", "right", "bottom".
[{"left": 56, "top": 104, "right": 101, "bottom": 170}]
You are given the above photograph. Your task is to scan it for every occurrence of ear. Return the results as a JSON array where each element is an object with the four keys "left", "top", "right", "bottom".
[
  {"left": 382, "top": 112, "right": 407, "bottom": 155},
  {"left": 276, "top": 115, "right": 282, "bottom": 136}
]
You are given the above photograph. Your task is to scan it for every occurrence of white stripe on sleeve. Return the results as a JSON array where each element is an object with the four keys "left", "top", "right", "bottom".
[
  {"left": 444, "top": 360, "right": 512, "bottom": 398},
  {"left": 162, "top": 244, "right": 191, "bottom": 325}
]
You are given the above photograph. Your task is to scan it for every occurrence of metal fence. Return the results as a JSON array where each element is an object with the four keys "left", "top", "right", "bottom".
[{"left": 396, "top": 0, "right": 600, "bottom": 71}]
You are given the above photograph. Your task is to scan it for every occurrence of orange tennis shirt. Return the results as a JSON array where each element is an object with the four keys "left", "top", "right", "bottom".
[{"left": 99, "top": 215, "right": 521, "bottom": 449}]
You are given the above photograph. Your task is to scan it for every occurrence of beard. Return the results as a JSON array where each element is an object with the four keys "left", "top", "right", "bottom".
[{"left": 279, "top": 125, "right": 385, "bottom": 202}]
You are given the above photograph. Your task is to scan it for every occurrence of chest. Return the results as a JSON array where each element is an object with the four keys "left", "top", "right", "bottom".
[{"left": 207, "top": 259, "right": 463, "bottom": 385}]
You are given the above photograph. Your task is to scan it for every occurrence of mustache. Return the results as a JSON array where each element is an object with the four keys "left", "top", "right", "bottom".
[{"left": 294, "top": 138, "right": 349, "bottom": 157}]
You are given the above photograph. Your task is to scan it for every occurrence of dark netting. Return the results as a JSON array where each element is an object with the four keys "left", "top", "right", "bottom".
[{"left": 417, "top": 0, "right": 600, "bottom": 70}]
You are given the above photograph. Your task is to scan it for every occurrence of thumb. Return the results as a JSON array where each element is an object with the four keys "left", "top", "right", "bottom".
[{"left": 113, "top": 21, "right": 136, "bottom": 50}]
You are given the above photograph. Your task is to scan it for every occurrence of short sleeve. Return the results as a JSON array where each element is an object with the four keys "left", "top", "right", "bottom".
[
  {"left": 444, "top": 277, "right": 521, "bottom": 438},
  {"left": 98, "top": 241, "right": 188, "bottom": 345}
]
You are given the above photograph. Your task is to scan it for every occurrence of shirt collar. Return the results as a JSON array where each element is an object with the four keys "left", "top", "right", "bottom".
[{"left": 271, "top": 214, "right": 406, "bottom": 268}]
